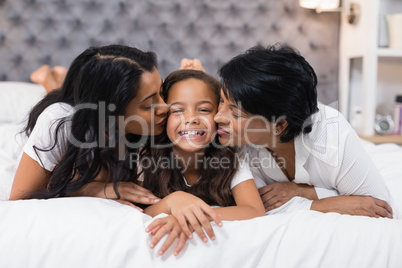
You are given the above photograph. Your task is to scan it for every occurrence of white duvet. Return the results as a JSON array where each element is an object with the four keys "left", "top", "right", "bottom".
[
  {"left": 1, "top": 197, "right": 401, "bottom": 268},
  {"left": 1, "top": 82, "right": 402, "bottom": 267}
]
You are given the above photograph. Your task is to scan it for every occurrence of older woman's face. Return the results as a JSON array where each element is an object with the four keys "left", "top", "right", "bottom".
[{"left": 214, "top": 90, "right": 275, "bottom": 147}]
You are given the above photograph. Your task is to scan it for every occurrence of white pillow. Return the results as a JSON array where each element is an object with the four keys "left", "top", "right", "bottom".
[{"left": 0, "top": 82, "right": 46, "bottom": 124}]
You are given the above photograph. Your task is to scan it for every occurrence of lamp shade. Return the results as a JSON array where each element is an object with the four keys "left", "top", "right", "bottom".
[{"left": 299, "top": 0, "right": 340, "bottom": 10}]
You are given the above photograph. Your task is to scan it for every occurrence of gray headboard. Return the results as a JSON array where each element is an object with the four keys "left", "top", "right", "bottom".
[{"left": 0, "top": 0, "right": 339, "bottom": 103}]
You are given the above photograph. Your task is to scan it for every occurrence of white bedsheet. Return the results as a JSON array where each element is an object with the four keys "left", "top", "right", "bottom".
[
  {"left": 1, "top": 82, "right": 402, "bottom": 267},
  {"left": 1, "top": 197, "right": 401, "bottom": 268}
]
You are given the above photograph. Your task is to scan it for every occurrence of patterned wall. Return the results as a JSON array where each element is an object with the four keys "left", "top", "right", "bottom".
[{"left": 0, "top": 0, "right": 339, "bottom": 103}]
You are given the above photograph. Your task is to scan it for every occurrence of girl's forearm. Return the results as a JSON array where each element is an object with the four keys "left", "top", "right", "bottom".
[
  {"left": 145, "top": 203, "right": 266, "bottom": 220},
  {"left": 213, "top": 206, "right": 266, "bottom": 221},
  {"left": 144, "top": 191, "right": 266, "bottom": 220},
  {"left": 144, "top": 195, "right": 171, "bottom": 217}
]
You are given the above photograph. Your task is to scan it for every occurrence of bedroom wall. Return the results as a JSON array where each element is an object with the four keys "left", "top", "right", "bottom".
[{"left": 0, "top": 0, "right": 340, "bottom": 104}]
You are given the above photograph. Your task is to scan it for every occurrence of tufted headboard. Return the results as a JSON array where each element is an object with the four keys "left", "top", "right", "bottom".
[{"left": 0, "top": 0, "right": 339, "bottom": 103}]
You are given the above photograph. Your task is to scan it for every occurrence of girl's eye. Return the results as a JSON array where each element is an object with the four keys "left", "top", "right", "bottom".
[
  {"left": 199, "top": 108, "right": 211, "bottom": 113},
  {"left": 172, "top": 109, "right": 183, "bottom": 113},
  {"left": 144, "top": 106, "right": 152, "bottom": 111},
  {"left": 219, "top": 98, "right": 224, "bottom": 104}
]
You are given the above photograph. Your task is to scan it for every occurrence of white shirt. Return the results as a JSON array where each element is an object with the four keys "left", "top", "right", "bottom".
[
  {"left": 244, "top": 104, "right": 393, "bottom": 214},
  {"left": 231, "top": 157, "right": 254, "bottom": 189},
  {"left": 23, "top": 103, "right": 73, "bottom": 171}
]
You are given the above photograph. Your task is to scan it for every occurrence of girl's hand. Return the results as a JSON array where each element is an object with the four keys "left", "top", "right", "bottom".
[
  {"left": 259, "top": 182, "right": 316, "bottom": 211},
  {"left": 166, "top": 191, "right": 222, "bottom": 242},
  {"left": 145, "top": 215, "right": 187, "bottom": 256}
]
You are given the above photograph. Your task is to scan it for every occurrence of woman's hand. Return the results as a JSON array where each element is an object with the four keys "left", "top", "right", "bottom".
[
  {"left": 70, "top": 181, "right": 160, "bottom": 212},
  {"left": 259, "top": 182, "right": 317, "bottom": 211},
  {"left": 311, "top": 196, "right": 393, "bottom": 218},
  {"left": 166, "top": 191, "right": 222, "bottom": 242},
  {"left": 145, "top": 215, "right": 187, "bottom": 256},
  {"left": 110, "top": 182, "right": 160, "bottom": 210}
]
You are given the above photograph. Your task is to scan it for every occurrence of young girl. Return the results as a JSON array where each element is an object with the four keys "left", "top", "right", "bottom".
[
  {"left": 9, "top": 45, "right": 168, "bottom": 207},
  {"left": 140, "top": 70, "right": 265, "bottom": 256}
]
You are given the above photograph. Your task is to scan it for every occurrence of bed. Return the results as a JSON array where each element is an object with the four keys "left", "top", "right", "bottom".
[{"left": 1, "top": 82, "right": 402, "bottom": 267}]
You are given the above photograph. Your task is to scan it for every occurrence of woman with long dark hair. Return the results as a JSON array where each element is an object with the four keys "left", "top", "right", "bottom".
[{"left": 9, "top": 45, "right": 169, "bottom": 210}]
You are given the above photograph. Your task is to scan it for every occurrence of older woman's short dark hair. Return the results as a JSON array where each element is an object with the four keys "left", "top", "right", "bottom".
[{"left": 219, "top": 44, "right": 319, "bottom": 143}]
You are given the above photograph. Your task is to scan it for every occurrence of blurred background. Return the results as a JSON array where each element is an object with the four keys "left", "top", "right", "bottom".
[{"left": 0, "top": 0, "right": 339, "bottom": 104}]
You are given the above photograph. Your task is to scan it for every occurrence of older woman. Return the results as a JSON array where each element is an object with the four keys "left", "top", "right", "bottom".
[{"left": 213, "top": 44, "right": 394, "bottom": 218}]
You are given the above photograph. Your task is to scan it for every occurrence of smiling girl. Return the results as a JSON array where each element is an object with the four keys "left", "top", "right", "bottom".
[{"left": 139, "top": 70, "right": 265, "bottom": 256}]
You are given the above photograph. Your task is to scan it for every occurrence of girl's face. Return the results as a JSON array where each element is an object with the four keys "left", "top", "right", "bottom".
[
  {"left": 166, "top": 78, "right": 218, "bottom": 153},
  {"left": 214, "top": 90, "right": 274, "bottom": 147},
  {"left": 124, "top": 67, "right": 169, "bottom": 136}
]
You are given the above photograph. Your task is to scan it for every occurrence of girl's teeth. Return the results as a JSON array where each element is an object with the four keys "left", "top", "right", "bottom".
[{"left": 181, "top": 131, "right": 204, "bottom": 137}]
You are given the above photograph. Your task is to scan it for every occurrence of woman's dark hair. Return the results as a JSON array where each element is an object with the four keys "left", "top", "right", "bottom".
[
  {"left": 219, "top": 44, "right": 319, "bottom": 143},
  {"left": 142, "top": 69, "right": 237, "bottom": 207},
  {"left": 25, "top": 44, "right": 158, "bottom": 199}
]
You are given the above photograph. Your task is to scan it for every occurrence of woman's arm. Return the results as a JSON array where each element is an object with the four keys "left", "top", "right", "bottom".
[
  {"left": 9, "top": 153, "right": 50, "bottom": 200},
  {"left": 67, "top": 167, "right": 160, "bottom": 210},
  {"left": 259, "top": 182, "right": 318, "bottom": 211},
  {"left": 311, "top": 196, "right": 393, "bottom": 218},
  {"left": 10, "top": 153, "right": 160, "bottom": 209}
]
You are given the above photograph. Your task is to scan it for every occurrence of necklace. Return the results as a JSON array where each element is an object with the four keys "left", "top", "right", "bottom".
[{"left": 182, "top": 175, "right": 202, "bottom": 187}]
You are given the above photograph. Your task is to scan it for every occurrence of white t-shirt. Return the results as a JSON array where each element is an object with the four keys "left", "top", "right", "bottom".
[
  {"left": 230, "top": 157, "right": 254, "bottom": 189},
  {"left": 244, "top": 104, "right": 394, "bottom": 214},
  {"left": 23, "top": 103, "right": 73, "bottom": 171}
]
